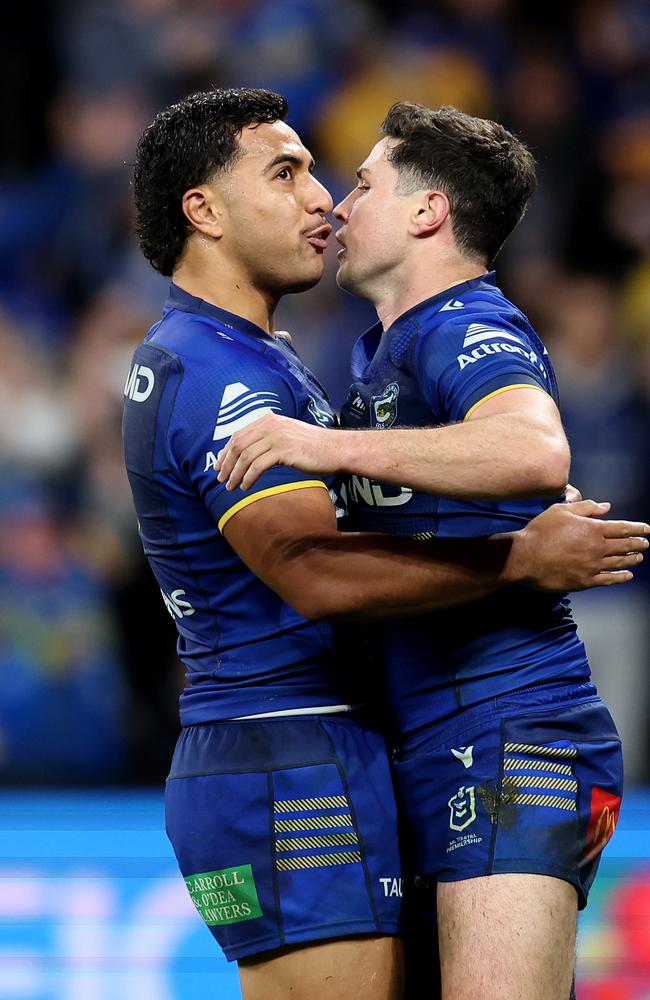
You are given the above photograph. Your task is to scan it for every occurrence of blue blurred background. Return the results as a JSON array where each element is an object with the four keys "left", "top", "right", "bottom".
[{"left": 0, "top": 0, "right": 649, "bottom": 995}]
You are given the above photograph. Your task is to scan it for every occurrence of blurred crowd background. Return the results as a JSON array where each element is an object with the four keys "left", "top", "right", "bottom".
[{"left": 1, "top": 0, "right": 649, "bottom": 786}]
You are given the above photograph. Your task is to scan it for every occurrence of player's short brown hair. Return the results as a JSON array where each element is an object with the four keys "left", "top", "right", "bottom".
[{"left": 381, "top": 102, "right": 537, "bottom": 265}]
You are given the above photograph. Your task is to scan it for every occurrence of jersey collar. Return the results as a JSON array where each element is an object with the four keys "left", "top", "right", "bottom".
[
  {"left": 165, "top": 282, "right": 276, "bottom": 344},
  {"left": 353, "top": 271, "right": 498, "bottom": 371},
  {"left": 385, "top": 270, "right": 498, "bottom": 332}
]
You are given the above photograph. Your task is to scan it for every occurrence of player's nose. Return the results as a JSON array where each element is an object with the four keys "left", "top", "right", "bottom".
[
  {"left": 333, "top": 192, "right": 352, "bottom": 223},
  {"left": 307, "top": 175, "right": 333, "bottom": 216}
]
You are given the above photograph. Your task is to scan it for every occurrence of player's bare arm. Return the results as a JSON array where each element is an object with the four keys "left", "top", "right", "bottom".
[
  {"left": 216, "top": 387, "right": 568, "bottom": 498},
  {"left": 222, "top": 487, "right": 648, "bottom": 621}
]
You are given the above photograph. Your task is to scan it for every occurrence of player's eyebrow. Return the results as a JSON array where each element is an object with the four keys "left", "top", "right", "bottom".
[{"left": 263, "top": 152, "right": 315, "bottom": 174}]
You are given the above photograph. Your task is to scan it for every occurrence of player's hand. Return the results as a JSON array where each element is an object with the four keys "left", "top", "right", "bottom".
[
  {"left": 215, "top": 413, "right": 338, "bottom": 491},
  {"left": 564, "top": 483, "right": 583, "bottom": 503},
  {"left": 508, "top": 499, "right": 649, "bottom": 590}
]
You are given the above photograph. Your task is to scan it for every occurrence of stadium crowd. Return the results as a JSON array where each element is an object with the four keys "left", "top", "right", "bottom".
[{"left": 1, "top": 0, "right": 649, "bottom": 784}]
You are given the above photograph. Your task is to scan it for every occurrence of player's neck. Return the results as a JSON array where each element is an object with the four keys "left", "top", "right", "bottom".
[
  {"left": 173, "top": 259, "right": 277, "bottom": 336},
  {"left": 374, "top": 255, "right": 487, "bottom": 331}
]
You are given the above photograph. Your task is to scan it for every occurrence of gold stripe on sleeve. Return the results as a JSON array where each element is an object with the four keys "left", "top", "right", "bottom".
[
  {"left": 217, "top": 480, "right": 328, "bottom": 533},
  {"left": 463, "top": 383, "right": 548, "bottom": 421}
]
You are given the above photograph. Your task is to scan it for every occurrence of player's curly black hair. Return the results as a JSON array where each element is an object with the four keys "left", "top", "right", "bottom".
[
  {"left": 134, "top": 88, "right": 288, "bottom": 276},
  {"left": 381, "top": 103, "right": 537, "bottom": 266}
]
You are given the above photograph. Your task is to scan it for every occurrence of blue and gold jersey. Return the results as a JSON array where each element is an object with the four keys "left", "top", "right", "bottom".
[
  {"left": 123, "top": 284, "right": 362, "bottom": 725},
  {"left": 339, "top": 272, "right": 590, "bottom": 736}
]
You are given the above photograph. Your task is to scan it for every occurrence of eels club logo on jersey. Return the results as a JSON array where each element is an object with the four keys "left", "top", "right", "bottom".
[
  {"left": 370, "top": 382, "right": 400, "bottom": 429},
  {"left": 308, "top": 396, "right": 335, "bottom": 427}
]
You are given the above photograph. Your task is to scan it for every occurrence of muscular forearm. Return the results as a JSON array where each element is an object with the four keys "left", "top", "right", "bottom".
[
  {"left": 336, "top": 416, "right": 568, "bottom": 500},
  {"left": 257, "top": 530, "right": 517, "bottom": 620},
  {"left": 226, "top": 491, "right": 645, "bottom": 625}
]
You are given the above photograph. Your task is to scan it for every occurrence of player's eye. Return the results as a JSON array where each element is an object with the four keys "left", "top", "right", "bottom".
[{"left": 276, "top": 166, "right": 293, "bottom": 180}]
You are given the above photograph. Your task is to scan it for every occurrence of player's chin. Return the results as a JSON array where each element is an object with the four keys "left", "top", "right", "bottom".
[
  {"left": 279, "top": 259, "right": 325, "bottom": 293},
  {"left": 335, "top": 261, "right": 361, "bottom": 295}
]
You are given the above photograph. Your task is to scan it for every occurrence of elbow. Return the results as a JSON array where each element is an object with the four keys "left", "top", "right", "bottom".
[
  {"left": 284, "top": 582, "right": 359, "bottom": 622},
  {"left": 525, "top": 436, "right": 571, "bottom": 495},
  {"left": 285, "top": 586, "right": 355, "bottom": 622},
  {"left": 288, "top": 592, "right": 330, "bottom": 621}
]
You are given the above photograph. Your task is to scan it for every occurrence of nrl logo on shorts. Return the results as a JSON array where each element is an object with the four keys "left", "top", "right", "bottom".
[
  {"left": 448, "top": 785, "right": 477, "bottom": 832},
  {"left": 371, "top": 382, "right": 400, "bottom": 429}
]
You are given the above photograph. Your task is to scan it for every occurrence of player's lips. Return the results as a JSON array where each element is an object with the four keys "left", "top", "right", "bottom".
[
  {"left": 335, "top": 230, "right": 347, "bottom": 258},
  {"left": 305, "top": 223, "right": 332, "bottom": 250}
]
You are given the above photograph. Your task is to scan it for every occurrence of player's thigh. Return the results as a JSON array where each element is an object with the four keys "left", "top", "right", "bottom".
[
  {"left": 437, "top": 873, "right": 576, "bottom": 1000},
  {"left": 239, "top": 935, "right": 404, "bottom": 1000}
]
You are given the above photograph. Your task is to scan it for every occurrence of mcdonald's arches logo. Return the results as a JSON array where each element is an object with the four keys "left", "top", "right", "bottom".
[{"left": 585, "top": 787, "right": 622, "bottom": 863}]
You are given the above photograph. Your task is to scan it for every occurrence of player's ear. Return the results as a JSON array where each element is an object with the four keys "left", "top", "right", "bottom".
[
  {"left": 409, "top": 190, "right": 450, "bottom": 239},
  {"left": 182, "top": 184, "right": 224, "bottom": 240}
]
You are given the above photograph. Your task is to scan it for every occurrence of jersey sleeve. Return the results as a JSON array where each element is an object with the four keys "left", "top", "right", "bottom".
[
  {"left": 167, "top": 345, "right": 328, "bottom": 532},
  {"left": 416, "top": 318, "right": 553, "bottom": 423}
]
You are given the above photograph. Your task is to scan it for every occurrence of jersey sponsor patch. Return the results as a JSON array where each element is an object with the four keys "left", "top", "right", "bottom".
[
  {"left": 124, "top": 363, "right": 155, "bottom": 402},
  {"left": 185, "top": 864, "right": 263, "bottom": 926},
  {"left": 456, "top": 340, "right": 546, "bottom": 375},
  {"left": 584, "top": 787, "right": 621, "bottom": 863},
  {"left": 213, "top": 382, "right": 282, "bottom": 440},
  {"left": 462, "top": 324, "right": 526, "bottom": 349}
]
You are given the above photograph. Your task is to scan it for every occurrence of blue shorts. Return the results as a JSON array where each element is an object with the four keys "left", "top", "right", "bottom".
[
  {"left": 392, "top": 683, "right": 623, "bottom": 908},
  {"left": 165, "top": 713, "right": 403, "bottom": 962}
]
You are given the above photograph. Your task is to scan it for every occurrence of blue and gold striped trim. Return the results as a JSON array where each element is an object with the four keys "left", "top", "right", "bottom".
[
  {"left": 273, "top": 793, "right": 361, "bottom": 871},
  {"left": 464, "top": 384, "right": 548, "bottom": 421},
  {"left": 218, "top": 480, "right": 328, "bottom": 533},
  {"left": 503, "top": 741, "right": 578, "bottom": 813}
]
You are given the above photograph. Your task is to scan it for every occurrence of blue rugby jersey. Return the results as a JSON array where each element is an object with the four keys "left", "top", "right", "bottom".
[
  {"left": 339, "top": 272, "right": 590, "bottom": 737},
  {"left": 123, "top": 283, "right": 363, "bottom": 726}
]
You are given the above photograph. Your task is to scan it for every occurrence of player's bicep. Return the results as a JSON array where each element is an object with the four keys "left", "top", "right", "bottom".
[
  {"left": 222, "top": 484, "right": 338, "bottom": 601},
  {"left": 465, "top": 384, "right": 563, "bottom": 426},
  {"left": 418, "top": 321, "right": 554, "bottom": 423},
  {"left": 167, "top": 354, "right": 318, "bottom": 521}
]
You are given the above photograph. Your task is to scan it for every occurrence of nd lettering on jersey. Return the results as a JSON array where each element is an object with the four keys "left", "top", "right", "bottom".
[
  {"left": 124, "top": 363, "right": 155, "bottom": 402},
  {"left": 341, "top": 476, "right": 412, "bottom": 508}
]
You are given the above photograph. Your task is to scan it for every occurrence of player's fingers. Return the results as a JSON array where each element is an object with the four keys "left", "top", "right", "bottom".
[
  {"left": 240, "top": 454, "right": 278, "bottom": 491},
  {"left": 564, "top": 484, "right": 583, "bottom": 503},
  {"left": 215, "top": 442, "right": 241, "bottom": 481},
  {"left": 225, "top": 443, "right": 274, "bottom": 491},
  {"left": 599, "top": 553, "right": 645, "bottom": 570},
  {"left": 602, "top": 519, "right": 650, "bottom": 539},
  {"left": 602, "top": 536, "right": 649, "bottom": 556},
  {"left": 217, "top": 434, "right": 262, "bottom": 482},
  {"left": 590, "top": 570, "right": 634, "bottom": 586},
  {"left": 565, "top": 499, "right": 610, "bottom": 518}
]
